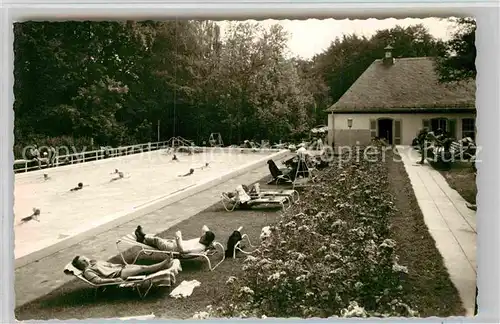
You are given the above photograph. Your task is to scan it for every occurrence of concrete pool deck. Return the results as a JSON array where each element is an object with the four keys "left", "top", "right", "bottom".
[
  {"left": 14, "top": 153, "right": 293, "bottom": 308},
  {"left": 14, "top": 148, "right": 287, "bottom": 267}
]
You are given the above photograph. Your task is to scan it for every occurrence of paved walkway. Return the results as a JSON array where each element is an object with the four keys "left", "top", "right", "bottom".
[
  {"left": 14, "top": 157, "right": 291, "bottom": 308},
  {"left": 397, "top": 146, "right": 477, "bottom": 317}
]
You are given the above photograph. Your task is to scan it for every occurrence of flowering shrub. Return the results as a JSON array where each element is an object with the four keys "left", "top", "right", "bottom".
[{"left": 200, "top": 144, "right": 418, "bottom": 319}]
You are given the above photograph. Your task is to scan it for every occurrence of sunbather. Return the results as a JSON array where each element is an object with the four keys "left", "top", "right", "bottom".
[
  {"left": 71, "top": 255, "right": 181, "bottom": 285},
  {"left": 134, "top": 225, "right": 215, "bottom": 254},
  {"left": 267, "top": 159, "right": 292, "bottom": 184},
  {"left": 267, "top": 159, "right": 283, "bottom": 177},
  {"left": 223, "top": 185, "right": 251, "bottom": 201}
]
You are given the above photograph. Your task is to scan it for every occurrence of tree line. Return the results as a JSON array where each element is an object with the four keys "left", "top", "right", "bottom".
[{"left": 13, "top": 18, "right": 475, "bottom": 157}]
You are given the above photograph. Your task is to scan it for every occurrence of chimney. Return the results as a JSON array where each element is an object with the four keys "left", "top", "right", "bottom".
[{"left": 383, "top": 45, "right": 395, "bottom": 66}]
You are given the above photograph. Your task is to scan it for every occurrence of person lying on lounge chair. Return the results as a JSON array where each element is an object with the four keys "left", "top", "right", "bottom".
[
  {"left": 223, "top": 185, "right": 251, "bottom": 200},
  {"left": 134, "top": 225, "right": 215, "bottom": 254},
  {"left": 222, "top": 184, "right": 255, "bottom": 209},
  {"left": 71, "top": 255, "right": 182, "bottom": 284}
]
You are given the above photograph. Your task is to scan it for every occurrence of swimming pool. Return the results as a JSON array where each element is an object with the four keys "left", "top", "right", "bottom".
[{"left": 14, "top": 147, "right": 284, "bottom": 260}]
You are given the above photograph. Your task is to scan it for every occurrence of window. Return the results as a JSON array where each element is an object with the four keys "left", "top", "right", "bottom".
[
  {"left": 430, "top": 118, "right": 448, "bottom": 133},
  {"left": 462, "top": 118, "right": 476, "bottom": 140}
]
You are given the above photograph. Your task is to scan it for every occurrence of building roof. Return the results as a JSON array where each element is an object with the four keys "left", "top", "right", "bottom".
[{"left": 327, "top": 57, "right": 476, "bottom": 113}]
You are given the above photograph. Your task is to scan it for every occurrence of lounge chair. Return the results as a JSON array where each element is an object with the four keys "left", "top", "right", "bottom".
[
  {"left": 116, "top": 234, "right": 225, "bottom": 271},
  {"left": 248, "top": 183, "right": 300, "bottom": 203},
  {"left": 63, "top": 261, "right": 176, "bottom": 299},
  {"left": 232, "top": 233, "right": 257, "bottom": 259},
  {"left": 220, "top": 192, "right": 291, "bottom": 212},
  {"left": 290, "top": 156, "right": 318, "bottom": 189},
  {"left": 267, "top": 159, "right": 292, "bottom": 185}
]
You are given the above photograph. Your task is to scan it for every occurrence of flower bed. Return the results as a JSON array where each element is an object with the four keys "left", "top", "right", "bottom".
[{"left": 198, "top": 144, "right": 418, "bottom": 319}]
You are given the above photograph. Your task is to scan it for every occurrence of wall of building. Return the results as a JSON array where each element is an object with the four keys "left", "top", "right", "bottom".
[{"left": 328, "top": 112, "right": 476, "bottom": 146}]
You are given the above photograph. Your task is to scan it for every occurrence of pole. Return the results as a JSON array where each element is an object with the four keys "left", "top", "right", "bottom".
[
  {"left": 157, "top": 120, "right": 160, "bottom": 143},
  {"left": 348, "top": 126, "right": 352, "bottom": 147}
]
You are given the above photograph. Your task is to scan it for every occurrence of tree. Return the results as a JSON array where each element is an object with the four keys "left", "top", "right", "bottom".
[{"left": 435, "top": 18, "right": 476, "bottom": 83}]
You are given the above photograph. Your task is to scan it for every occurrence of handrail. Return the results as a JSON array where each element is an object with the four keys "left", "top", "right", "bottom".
[{"left": 14, "top": 140, "right": 171, "bottom": 174}]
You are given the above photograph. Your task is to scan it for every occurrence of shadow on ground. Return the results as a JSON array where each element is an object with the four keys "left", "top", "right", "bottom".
[{"left": 15, "top": 177, "right": 287, "bottom": 320}]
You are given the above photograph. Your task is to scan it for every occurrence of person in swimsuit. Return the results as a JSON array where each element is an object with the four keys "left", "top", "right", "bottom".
[
  {"left": 197, "top": 163, "right": 210, "bottom": 170},
  {"left": 179, "top": 168, "right": 194, "bottom": 177},
  {"left": 110, "top": 169, "right": 125, "bottom": 181},
  {"left": 134, "top": 225, "right": 215, "bottom": 254},
  {"left": 71, "top": 255, "right": 181, "bottom": 285},
  {"left": 70, "top": 182, "right": 84, "bottom": 191}
]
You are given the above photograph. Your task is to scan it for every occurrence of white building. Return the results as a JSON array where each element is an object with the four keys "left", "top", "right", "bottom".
[{"left": 326, "top": 46, "right": 476, "bottom": 146}]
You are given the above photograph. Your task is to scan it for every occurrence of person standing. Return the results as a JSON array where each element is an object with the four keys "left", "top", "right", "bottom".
[
  {"left": 48, "top": 145, "right": 57, "bottom": 167},
  {"left": 417, "top": 128, "right": 429, "bottom": 165}
]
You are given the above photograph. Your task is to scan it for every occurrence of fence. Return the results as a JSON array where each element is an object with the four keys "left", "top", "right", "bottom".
[{"left": 13, "top": 137, "right": 193, "bottom": 174}]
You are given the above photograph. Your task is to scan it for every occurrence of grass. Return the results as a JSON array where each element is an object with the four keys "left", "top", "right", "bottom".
[
  {"left": 15, "top": 177, "right": 285, "bottom": 321},
  {"left": 386, "top": 150, "right": 465, "bottom": 316},
  {"left": 437, "top": 161, "right": 477, "bottom": 204}
]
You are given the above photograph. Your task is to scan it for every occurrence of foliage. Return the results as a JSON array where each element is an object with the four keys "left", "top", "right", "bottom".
[
  {"left": 197, "top": 143, "right": 418, "bottom": 319},
  {"left": 434, "top": 18, "right": 476, "bottom": 83},
  {"left": 14, "top": 21, "right": 447, "bottom": 157}
]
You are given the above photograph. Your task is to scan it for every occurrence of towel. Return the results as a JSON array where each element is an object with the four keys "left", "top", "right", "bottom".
[
  {"left": 253, "top": 183, "right": 261, "bottom": 195},
  {"left": 260, "top": 226, "right": 271, "bottom": 241},
  {"left": 236, "top": 185, "right": 251, "bottom": 203},
  {"left": 170, "top": 280, "right": 201, "bottom": 299}
]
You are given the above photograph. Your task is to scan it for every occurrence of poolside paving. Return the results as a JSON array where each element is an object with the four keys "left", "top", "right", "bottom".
[
  {"left": 397, "top": 146, "right": 477, "bottom": 317},
  {"left": 14, "top": 156, "right": 292, "bottom": 308}
]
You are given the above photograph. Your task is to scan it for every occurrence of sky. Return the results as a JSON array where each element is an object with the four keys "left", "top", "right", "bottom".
[{"left": 218, "top": 18, "right": 456, "bottom": 59}]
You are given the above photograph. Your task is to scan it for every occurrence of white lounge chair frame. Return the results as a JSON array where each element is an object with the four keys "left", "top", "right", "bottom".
[
  {"left": 63, "top": 262, "right": 175, "bottom": 299},
  {"left": 220, "top": 193, "right": 291, "bottom": 212},
  {"left": 232, "top": 234, "right": 258, "bottom": 259},
  {"left": 116, "top": 234, "right": 226, "bottom": 271},
  {"left": 291, "top": 155, "right": 318, "bottom": 189}
]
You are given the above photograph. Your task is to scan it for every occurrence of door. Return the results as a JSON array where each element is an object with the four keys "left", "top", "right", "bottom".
[{"left": 378, "top": 118, "right": 393, "bottom": 144}]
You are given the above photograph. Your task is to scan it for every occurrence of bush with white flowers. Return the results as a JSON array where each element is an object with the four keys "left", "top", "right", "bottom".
[{"left": 202, "top": 143, "right": 418, "bottom": 318}]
